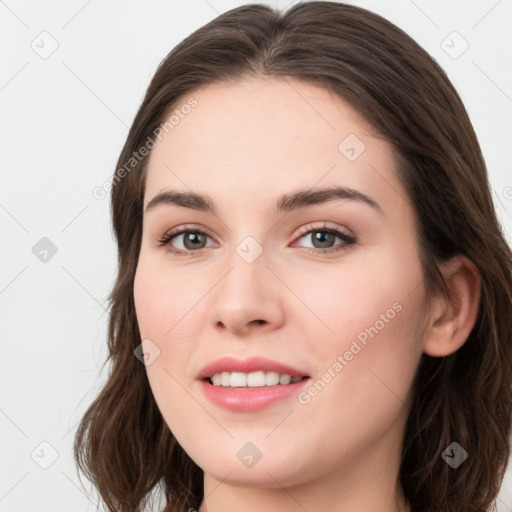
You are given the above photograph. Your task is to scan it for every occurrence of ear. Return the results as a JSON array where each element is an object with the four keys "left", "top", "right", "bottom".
[{"left": 423, "top": 255, "right": 481, "bottom": 357}]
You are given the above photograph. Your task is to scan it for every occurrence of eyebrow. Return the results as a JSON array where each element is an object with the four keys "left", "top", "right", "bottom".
[{"left": 145, "top": 185, "right": 383, "bottom": 216}]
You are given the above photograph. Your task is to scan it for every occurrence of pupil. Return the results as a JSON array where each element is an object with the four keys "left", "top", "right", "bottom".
[
  {"left": 314, "top": 231, "right": 334, "bottom": 248},
  {"left": 185, "top": 232, "right": 205, "bottom": 249}
]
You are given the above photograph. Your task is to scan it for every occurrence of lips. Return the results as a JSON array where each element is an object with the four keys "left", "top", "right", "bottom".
[{"left": 196, "top": 356, "right": 309, "bottom": 380}]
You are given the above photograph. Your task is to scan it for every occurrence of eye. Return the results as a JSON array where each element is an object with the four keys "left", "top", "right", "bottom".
[
  {"left": 157, "top": 225, "right": 215, "bottom": 256},
  {"left": 292, "top": 223, "right": 356, "bottom": 254},
  {"left": 156, "top": 222, "right": 356, "bottom": 256}
]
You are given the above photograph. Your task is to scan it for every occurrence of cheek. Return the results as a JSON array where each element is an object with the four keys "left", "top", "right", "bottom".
[
  {"left": 291, "top": 244, "right": 425, "bottom": 412},
  {"left": 291, "top": 242, "right": 424, "bottom": 348},
  {"left": 134, "top": 263, "right": 201, "bottom": 446},
  {"left": 133, "top": 261, "right": 193, "bottom": 404},
  {"left": 133, "top": 256, "right": 197, "bottom": 341}
]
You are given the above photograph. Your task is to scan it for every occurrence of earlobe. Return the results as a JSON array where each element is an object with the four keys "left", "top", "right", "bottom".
[{"left": 423, "top": 255, "right": 481, "bottom": 357}]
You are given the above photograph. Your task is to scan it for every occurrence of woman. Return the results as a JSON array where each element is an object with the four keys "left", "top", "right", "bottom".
[{"left": 74, "top": 2, "right": 512, "bottom": 511}]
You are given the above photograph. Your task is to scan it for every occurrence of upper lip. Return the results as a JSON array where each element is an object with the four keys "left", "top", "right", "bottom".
[{"left": 197, "top": 356, "right": 310, "bottom": 380}]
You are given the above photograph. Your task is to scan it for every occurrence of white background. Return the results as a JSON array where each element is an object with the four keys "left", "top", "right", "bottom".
[{"left": 1, "top": 0, "right": 511, "bottom": 511}]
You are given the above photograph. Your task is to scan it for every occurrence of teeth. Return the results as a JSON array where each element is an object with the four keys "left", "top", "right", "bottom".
[
  {"left": 247, "top": 371, "right": 265, "bottom": 387},
  {"left": 265, "top": 371, "right": 279, "bottom": 386},
  {"left": 280, "top": 374, "right": 291, "bottom": 385},
  {"left": 209, "top": 371, "right": 306, "bottom": 387},
  {"left": 231, "top": 372, "right": 247, "bottom": 387}
]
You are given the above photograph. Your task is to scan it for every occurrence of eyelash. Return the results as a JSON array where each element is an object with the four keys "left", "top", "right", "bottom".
[{"left": 156, "top": 223, "right": 356, "bottom": 257}]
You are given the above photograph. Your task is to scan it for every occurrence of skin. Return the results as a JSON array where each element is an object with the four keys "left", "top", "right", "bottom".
[{"left": 133, "top": 76, "right": 481, "bottom": 512}]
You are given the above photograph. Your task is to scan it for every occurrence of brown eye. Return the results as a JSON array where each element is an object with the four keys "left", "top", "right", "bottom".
[{"left": 180, "top": 232, "right": 208, "bottom": 250}]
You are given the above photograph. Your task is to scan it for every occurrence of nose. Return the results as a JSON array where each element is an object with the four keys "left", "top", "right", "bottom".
[{"left": 209, "top": 247, "right": 286, "bottom": 336}]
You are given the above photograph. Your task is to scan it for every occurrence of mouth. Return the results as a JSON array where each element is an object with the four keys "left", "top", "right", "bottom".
[
  {"left": 197, "top": 355, "right": 310, "bottom": 384},
  {"left": 196, "top": 356, "right": 311, "bottom": 411}
]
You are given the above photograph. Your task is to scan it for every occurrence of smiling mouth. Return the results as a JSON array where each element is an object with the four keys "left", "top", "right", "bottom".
[{"left": 204, "top": 371, "right": 310, "bottom": 388}]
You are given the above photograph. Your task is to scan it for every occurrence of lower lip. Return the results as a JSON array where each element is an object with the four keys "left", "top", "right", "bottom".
[{"left": 199, "top": 378, "right": 310, "bottom": 412}]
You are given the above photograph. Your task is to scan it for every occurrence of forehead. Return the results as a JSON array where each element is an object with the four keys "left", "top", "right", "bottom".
[{"left": 144, "top": 77, "right": 409, "bottom": 218}]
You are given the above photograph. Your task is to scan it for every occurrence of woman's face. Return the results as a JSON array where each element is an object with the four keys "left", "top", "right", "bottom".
[{"left": 134, "top": 77, "right": 428, "bottom": 491}]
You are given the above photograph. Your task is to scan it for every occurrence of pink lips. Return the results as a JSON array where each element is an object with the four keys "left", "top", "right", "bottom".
[{"left": 196, "top": 356, "right": 310, "bottom": 412}]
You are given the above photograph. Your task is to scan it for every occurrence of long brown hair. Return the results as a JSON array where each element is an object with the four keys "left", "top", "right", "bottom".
[{"left": 74, "top": 2, "right": 512, "bottom": 511}]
